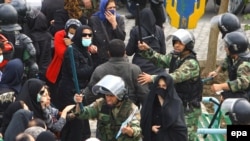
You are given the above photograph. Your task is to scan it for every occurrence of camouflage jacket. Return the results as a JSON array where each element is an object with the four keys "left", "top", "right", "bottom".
[
  {"left": 140, "top": 49, "right": 200, "bottom": 83},
  {"left": 78, "top": 98, "right": 141, "bottom": 141},
  {"left": 221, "top": 57, "right": 250, "bottom": 92}
]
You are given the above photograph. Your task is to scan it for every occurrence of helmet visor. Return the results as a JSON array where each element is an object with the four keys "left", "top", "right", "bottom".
[
  {"left": 221, "top": 98, "right": 240, "bottom": 116},
  {"left": 210, "top": 14, "right": 222, "bottom": 25},
  {"left": 92, "top": 75, "right": 126, "bottom": 100},
  {"left": 174, "top": 29, "right": 194, "bottom": 45}
]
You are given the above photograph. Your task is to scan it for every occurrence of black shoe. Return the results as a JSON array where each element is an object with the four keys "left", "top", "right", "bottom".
[{"left": 125, "top": 14, "right": 135, "bottom": 19}]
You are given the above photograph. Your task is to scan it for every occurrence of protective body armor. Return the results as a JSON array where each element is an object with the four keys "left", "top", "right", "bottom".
[
  {"left": 224, "top": 57, "right": 250, "bottom": 100},
  {"left": 169, "top": 54, "right": 203, "bottom": 102}
]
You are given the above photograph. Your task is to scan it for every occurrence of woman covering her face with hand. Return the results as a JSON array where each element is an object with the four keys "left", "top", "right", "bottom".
[
  {"left": 89, "top": 0, "right": 126, "bottom": 67},
  {"left": 16, "top": 78, "right": 51, "bottom": 120}
]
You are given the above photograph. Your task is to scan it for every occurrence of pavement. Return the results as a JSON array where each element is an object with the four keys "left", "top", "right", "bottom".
[
  {"left": 88, "top": 0, "right": 250, "bottom": 138},
  {"left": 118, "top": 1, "right": 226, "bottom": 62},
  {"left": 117, "top": 1, "right": 250, "bottom": 63}
]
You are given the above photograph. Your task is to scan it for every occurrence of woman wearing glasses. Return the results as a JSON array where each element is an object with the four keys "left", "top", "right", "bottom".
[
  {"left": 55, "top": 25, "right": 95, "bottom": 111},
  {"left": 55, "top": 25, "right": 96, "bottom": 141}
]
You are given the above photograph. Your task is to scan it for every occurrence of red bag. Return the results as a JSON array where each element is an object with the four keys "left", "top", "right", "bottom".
[{"left": 0, "top": 34, "right": 14, "bottom": 70}]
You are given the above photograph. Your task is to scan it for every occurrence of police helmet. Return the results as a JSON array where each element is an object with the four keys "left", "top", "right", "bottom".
[
  {"left": 0, "top": 4, "right": 21, "bottom": 31},
  {"left": 65, "top": 19, "right": 82, "bottom": 30},
  {"left": 221, "top": 98, "right": 250, "bottom": 124},
  {"left": 92, "top": 75, "right": 127, "bottom": 101},
  {"left": 172, "top": 29, "right": 195, "bottom": 50},
  {"left": 224, "top": 31, "right": 249, "bottom": 55},
  {"left": 218, "top": 13, "right": 240, "bottom": 38},
  {"left": 10, "top": 0, "right": 28, "bottom": 18}
]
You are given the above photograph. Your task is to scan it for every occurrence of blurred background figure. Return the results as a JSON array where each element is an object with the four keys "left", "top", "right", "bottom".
[{"left": 89, "top": 0, "right": 126, "bottom": 67}]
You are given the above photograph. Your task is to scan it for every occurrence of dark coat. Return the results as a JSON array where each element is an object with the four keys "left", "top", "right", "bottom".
[
  {"left": 89, "top": 0, "right": 126, "bottom": 66},
  {"left": 41, "top": 0, "right": 64, "bottom": 26},
  {"left": 126, "top": 8, "right": 166, "bottom": 75},
  {"left": 141, "top": 73, "right": 187, "bottom": 141},
  {"left": 55, "top": 25, "right": 94, "bottom": 111},
  {"left": 0, "top": 58, "right": 24, "bottom": 94},
  {"left": 0, "top": 101, "right": 24, "bottom": 136},
  {"left": 56, "top": 25, "right": 93, "bottom": 141},
  {"left": 0, "top": 59, "right": 24, "bottom": 116},
  {"left": 84, "top": 57, "right": 149, "bottom": 106},
  {"left": 25, "top": 9, "right": 52, "bottom": 81},
  {"left": 4, "top": 109, "right": 33, "bottom": 141}
]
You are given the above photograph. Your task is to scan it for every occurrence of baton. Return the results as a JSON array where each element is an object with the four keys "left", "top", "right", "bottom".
[
  {"left": 202, "top": 77, "right": 213, "bottom": 83},
  {"left": 136, "top": 3, "right": 142, "bottom": 43},
  {"left": 68, "top": 45, "right": 84, "bottom": 110}
]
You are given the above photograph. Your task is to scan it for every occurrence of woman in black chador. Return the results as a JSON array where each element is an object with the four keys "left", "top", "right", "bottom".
[{"left": 141, "top": 73, "right": 187, "bottom": 141}]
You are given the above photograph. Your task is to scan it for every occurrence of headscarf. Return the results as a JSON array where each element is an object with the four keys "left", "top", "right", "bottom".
[
  {"left": 72, "top": 25, "right": 92, "bottom": 50},
  {"left": 140, "top": 73, "right": 183, "bottom": 140},
  {"left": 0, "top": 101, "right": 24, "bottom": 135},
  {"left": 0, "top": 58, "right": 24, "bottom": 93},
  {"left": 93, "top": 0, "right": 120, "bottom": 21},
  {"left": 4, "top": 109, "right": 33, "bottom": 141},
  {"left": 36, "top": 131, "right": 56, "bottom": 141},
  {"left": 139, "top": 8, "right": 156, "bottom": 35},
  {"left": 16, "top": 78, "right": 45, "bottom": 119},
  {"left": 24, "top": 126, "right": 46, "bottom": 140}
]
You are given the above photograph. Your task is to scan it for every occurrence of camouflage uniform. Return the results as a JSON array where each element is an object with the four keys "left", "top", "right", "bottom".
[
  {"left": 78, "top": 98, "right": 141, "bottom": 141},
  {"left": 140, "top": 48, "right": 201, "bottom": 141},
  {"left": 219, "top": 57, "right": 250, "bottom": 99}
]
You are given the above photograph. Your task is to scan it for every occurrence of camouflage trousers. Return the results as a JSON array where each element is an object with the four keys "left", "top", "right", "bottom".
[{"left": 184, "top": 106, "right": 201, "bottom": 141}]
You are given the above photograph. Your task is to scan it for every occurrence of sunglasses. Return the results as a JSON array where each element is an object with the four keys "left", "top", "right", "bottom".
[{"left": 82, "top": 33, "right": 92, "bottom": 37}]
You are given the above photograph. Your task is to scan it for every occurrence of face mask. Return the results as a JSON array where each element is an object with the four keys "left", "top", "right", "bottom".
[
  {"left": 109, "top": 9, "right": 115, "bottom": 15},
  {"left": 0, "top": 55, "right": 3, "bottom": 63},
  {"left": 82, "top": 38, "right": 92, "bottom": 47},
  {"left": 68, "top": 33, "right": 74, "bottom": 39},
  {"left": 155, "top": 88, "right": 167, "bottom": 98}
]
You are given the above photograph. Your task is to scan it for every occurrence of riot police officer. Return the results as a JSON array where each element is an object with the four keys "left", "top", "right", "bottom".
[
  {"left": 208, "top": 31, "right": 250, "bottom": 100},
  {"left": 221, "top": 98, "right": 250, "bottom": 125},
  {"left": 0, "top": 4, "right": 38, "bottom": 80},
  {"left": 137, "top": 29, "right": 202, "bottom": 141},
  {"left": 216, "top": 12, "right": 241, "bottom": 38}
]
